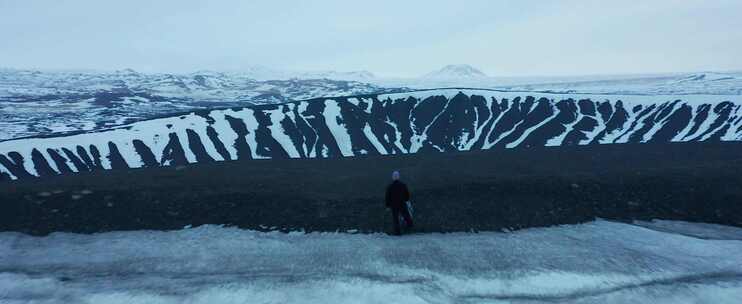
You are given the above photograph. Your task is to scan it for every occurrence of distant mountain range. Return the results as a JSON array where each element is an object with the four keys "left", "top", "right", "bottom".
[
  {"left": 222, "top": 66, "right": 377, "bottom": 81},
  {"left": 2, "top": 66, "right": 742, "bottom": 142},
  {"left": 422, "top": 64, "right": 488, "bottom": 79},
  {"left": 0, "top": 68, "right": 391, "bottom": 103},
  {"left": 0, "top": 68, "right": 408, "bottom": 140},
  {"left": 2, "top": 89, "right": 741, "bottom": 181}
]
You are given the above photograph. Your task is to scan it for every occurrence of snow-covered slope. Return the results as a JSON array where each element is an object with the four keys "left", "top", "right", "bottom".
[
  {"left": 2, "top": 220, "right": 742, "bottom": 303},
  {"left": 1, "top": 89, "right": 741, "bottom": 181},
  {"left": 0, "top": 69, "right": 406, "bottom": 140}
]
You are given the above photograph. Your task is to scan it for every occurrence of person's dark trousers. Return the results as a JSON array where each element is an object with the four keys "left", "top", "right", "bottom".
[{"left": 391, "top": 206, "right": 414, "bottom": 235}]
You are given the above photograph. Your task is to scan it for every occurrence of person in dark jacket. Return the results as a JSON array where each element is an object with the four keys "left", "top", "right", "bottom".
[{"left": 385, "top": 170, "right": 413, "bottom": 235}]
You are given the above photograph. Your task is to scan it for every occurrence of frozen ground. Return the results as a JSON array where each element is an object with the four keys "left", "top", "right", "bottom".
[{"left": 1, "top": 220, "right": 741, "bottom": 303}]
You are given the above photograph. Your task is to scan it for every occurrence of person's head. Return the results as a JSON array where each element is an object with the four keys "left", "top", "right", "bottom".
[{"left": 392, "top": 170, "right": 400, "bottom": 181}]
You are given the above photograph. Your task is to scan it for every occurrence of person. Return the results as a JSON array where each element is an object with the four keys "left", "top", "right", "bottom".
[{"left": 385, "top": 170, "right": 413, "bottom": 235}]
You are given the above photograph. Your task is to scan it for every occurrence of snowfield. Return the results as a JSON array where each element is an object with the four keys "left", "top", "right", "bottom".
[{"left": 1, "top": 220, "right": 741, "bottom": 303}]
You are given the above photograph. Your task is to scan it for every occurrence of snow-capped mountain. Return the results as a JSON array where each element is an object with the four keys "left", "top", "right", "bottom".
[
  {"left": 225, "top": 65, "right": 376, "bottom": 81},
  {"left": 422, "top": 64, "right": 488, "bottom": 79},
  {"left": 0, "top": 68, "right": 391, "bottom": 101},
  {"left": 2, "top": 89, "right": 741, "bottom": 181},
  {"left": 0, "top": 68, "right": 407, "bottom": 140}
]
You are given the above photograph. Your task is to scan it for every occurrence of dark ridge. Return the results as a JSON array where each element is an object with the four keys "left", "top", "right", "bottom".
[
  {"left": 224, "top": 114, "right": 254, "bottom": 160},
  {"left": 695, "top": 102, "right": 734, "bottom": 140},
  {"left": 650, "top": 104, "right": 693, "bottom": 143},
  {"left": 0, "top": 152, "right": 32, "bottom": 179},
  {"left": 89, "top": 145, "right": 104, "bottom": 169},
  {"left": 160, "top": 133, "right": 189, "bottom": 166},
  {"left": 628, "top": 102, "right": 670, "bottom": 143},
  {"left": 615, "top": 104, "right": 657, "bottom": 142},
  {"left": 427, "top": 93, "right": 476, "bottom": 151},
  {"left": 683, "top": 105, "right": 711, "bottom": 140},
  {"left": 107, "top": 142, "right": 130, "bottom": 170},
  {"left": 291, "top": 104, "right": 318, "bottom": 157},
  {"left": 516, "top": 99, "right": 562, "bottom": 148},
  {"left": 485, "top": 97, "right": 522, "bottom": 145},
  {"left": 367, "top": 96, "right": 402, "bottom": 154},
  {"left": 61, "top": 148, "right": 88, "bottom": 172},
  {"left": 389, "top": 96, "right": 420, "bottom": 152},
  {"left": 185, "top": 129, "right": 215, "bottom": 163},
  {"left": 335, "top": 98, "right": 380, "bottom": 155},
  {"left": 132, "top": 140, "right": 158, "bottom": 167},
  {"left": 277, "top": 105, "right": 307, "bottom": 158},
  {"left": 75, "top": 146, "right": 96, "bottom": 170},
  {"left": 470, "top": 95, "right": 491, "bottom": 131},
  {"left": 656, "top": 100, "right": 682, "bottom": 121},
  {"left": 499, "top": 97, "right": 553, "bottom": 147},
  {"left": 303, "top": 99, "right": 343, "bottom": 157},
  {"left": 596, "top": 100, "right": 614, "bottom": 123},
  {"left": 563, "top": 116, "right": 599, "bottom": 145},
  {"left": 595, "top": 100, "right": 629, "bottom": 143},
  {"left": 30, "top": 149, "right": 56, "bottom": 177},
  {"left": 205, "top": 126, "right": 232, "bottom": 161},
  {"left": 577, "top": 99, "right": 596, "bottom": 116},
  {"left": 732, "top": 116, "right": 742, "bottom": 134},
  {"left": 46, "top": 149, "right": 74, "bottom": 174},
  {"left": 252, "top": 109, "right": 290, "bottom": 159},
  {"left": 469, "top": 96, "right": 506, "bottom": 149},
  {"left": 546, "top": 99, "right": 579, "bottom": 141}
]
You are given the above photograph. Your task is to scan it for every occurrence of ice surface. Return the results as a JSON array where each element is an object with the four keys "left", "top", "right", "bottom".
[{"left": 1, "top": 220, "right": 741, "bottom": 303}]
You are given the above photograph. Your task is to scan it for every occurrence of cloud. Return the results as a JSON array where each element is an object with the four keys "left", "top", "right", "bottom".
[{"left": 1, "top": 0, "right": 740, "bottom": 76}]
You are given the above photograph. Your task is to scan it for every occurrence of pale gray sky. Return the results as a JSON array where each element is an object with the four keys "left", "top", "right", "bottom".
[{"left": 1, "top": 0, "right": 741, "bottom": 77}]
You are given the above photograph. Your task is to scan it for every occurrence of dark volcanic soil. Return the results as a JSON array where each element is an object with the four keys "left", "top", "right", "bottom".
[{"left": 1, "top": 142, "right": 741, "bottom": 235}]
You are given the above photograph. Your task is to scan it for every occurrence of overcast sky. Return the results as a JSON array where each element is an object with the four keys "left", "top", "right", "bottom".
[{"left": 1, "top": 0, "right": 741, "bottom": 77}]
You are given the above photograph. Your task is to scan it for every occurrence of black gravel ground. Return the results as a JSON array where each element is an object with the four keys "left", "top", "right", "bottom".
[{"left": 1, "top": 142, "right": 741, "bottom": 235}]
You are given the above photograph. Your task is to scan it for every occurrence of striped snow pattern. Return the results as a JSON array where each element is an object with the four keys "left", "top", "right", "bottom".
[{"left": 1, "top": 89, "right": 741, "bottom": 181}]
